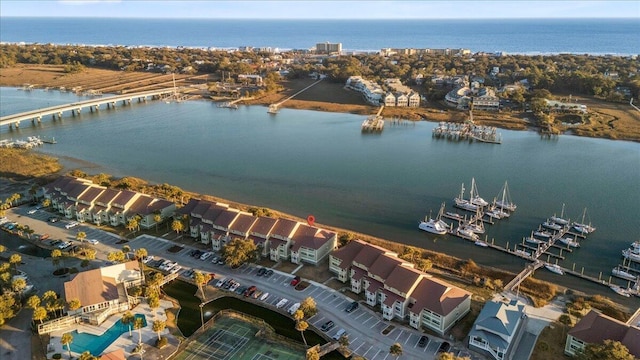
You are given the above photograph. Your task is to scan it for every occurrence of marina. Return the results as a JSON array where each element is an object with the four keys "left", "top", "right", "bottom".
[
  {"left": 432, "top": 120, "right": 502, "bottom": 144},
  {"left": 0, "top": 136, "right": 56, "bottom": 149}
]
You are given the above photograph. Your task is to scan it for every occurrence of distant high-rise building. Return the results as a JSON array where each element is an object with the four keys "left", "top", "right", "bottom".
[{"left": 315, "top": 42, "right": 342, "bottom": 54}]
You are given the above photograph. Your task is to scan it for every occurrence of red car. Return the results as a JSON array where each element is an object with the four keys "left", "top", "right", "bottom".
[{"left": 290, "top": 276, "right": 301, "bottom": 286}]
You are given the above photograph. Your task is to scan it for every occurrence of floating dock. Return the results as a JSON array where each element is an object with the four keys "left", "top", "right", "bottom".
[
  {"left": 432, "top": 121, "right": 502, "bottom": 144},
  {"left": 361, "top": 115, "right": 384, "bottom": 132}
]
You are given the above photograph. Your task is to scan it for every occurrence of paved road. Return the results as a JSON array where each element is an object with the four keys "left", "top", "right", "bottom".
[{"left": 2, "top": 206, "right": 479, "bottom": 360}]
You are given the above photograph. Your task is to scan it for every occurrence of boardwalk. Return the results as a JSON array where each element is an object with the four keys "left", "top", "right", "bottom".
[
  {"left": 267, "top": 78, "right": 323, "bottom": 114},
  {"left": 0, "top": 88, "right": 178, "bottom": 128}
]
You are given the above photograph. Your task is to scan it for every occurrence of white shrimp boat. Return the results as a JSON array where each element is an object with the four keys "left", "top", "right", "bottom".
[
  {"left": 611, "top": 267, "right": 637, "bottom": 281},
  {"left": 559, "top": 237, "right": 580, "bottom": 248},
  {"left": 544, "top": 263, "right": 564, "bottom": 275},
  {"left": 610, "top": 285, "right": 631, "bottom": 297},
  {"left": 475, "top": 240, "right": 489, "bottom": 247},
  {"left": 419, "top": 218, "right": 448, "bottom": 235}
]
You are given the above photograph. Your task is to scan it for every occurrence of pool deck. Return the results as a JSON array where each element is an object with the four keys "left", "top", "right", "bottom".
[{"left": 47, "top": 299, "right": 178, "bottom": 359}]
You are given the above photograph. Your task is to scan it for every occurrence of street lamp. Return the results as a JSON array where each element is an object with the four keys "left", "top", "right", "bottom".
[{"left": 199, "top": 303, "right": 204, "bottom": 328}]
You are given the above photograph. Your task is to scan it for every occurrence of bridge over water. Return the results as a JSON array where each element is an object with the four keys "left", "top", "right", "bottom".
[{"left": 0, "top": 88, "right": 178, "bottom": 129}]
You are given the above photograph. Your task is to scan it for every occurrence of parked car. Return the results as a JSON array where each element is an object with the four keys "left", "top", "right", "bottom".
[
  {"left": 142, "top": 255, "right": 154, "bottom": 264},
  {"left": 252, "top": 290, "right": 263, "bottom": 299},
  {"left": 437, "top": 342, "right": 451, "bottom": 354},
  {"left": 287, "top": 302, "right": 300, "bottom": 315},
  {"left": 259, "top": 292, "right": 269, "bottom": 301},
  {"left": 200, "top": 251, "right": 213, "bottom": 261},
  {"left": 170, "top": 265, "right": 182, "bottom": 274},
  {"left": 27, "top": 209, "right": 37, "bottom": 214},
  {"left": 275, "top": 298, "right": 288, "bottom": 309},
  {"left": 264, "top": 269, "right": 274, "bottom": 277},
  {"left": 345, "top": 301, "right": 359, "bottom": 313},
  {"left": 244, "top": 285, "right": 257, "bottom": 297},
  {"left": 418, "top": 335, "right": 429, "bottom": 347},
  {"left": 47, "top": 216, "right": 59, "bottom": 223},
  {"left": 332, "top": 328, "right": 347, "bottom": 340},
  {"left": 87, "top": 239, "right": 99, "bottom": 245},
  {"left": 65, "top": 221, "right": 79, "bottom": 229},
  {"left": 215, "top": 277, "right": 227, "bottom": 287},
  {"left": 39, "top": 233, "right": 50, "bottom": 241},
  {"left": 321, "top": 320, "right": 335, "bottom": 332},
  {"left": 257, "top": 267, "right": 266, "bottom": 276},
  {"left": 290, "top": 276, "right": 301, "bottom": 286}
]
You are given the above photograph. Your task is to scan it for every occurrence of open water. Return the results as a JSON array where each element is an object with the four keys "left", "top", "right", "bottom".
[
  {"left": 1, "top": 17, "right": 638, "bottom": 55},
  {"left": 1, "top": 88, "right": 639, "bottom": 302}
]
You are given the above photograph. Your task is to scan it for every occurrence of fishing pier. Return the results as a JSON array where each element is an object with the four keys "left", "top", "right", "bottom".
[{"left": 267, "top": 78, "right": 323, "bottom": 114}]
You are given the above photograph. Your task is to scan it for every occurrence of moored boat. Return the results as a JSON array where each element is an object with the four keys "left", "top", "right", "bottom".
[
  {"left": 495, "top": 181, "right": 516, "bottom": 212},
  {"left": 610, "top": 285, "right": 631, "bottom": 297},
  {"left": 456, "top": 226, "right": 479, "bottom": 241},
  {"left": 622, "top": 249, "right": 640, "bottom": 262},
  {"left": 550, "top": 203, "right": 569, "bottom": 225},
  {"left": 515, "top": 249, "right": 531, "bottom": 258},
  {"left": 475, "top": 240, "right": 489, "bottom": 247},
  {"left": 559, "top": 237, "right": 580, "bottom": 248},
  {"left": 418, "top": 218, "right": 448, "bottom": 235},
  {"left": 533, "top": 229, "right": 552, "bottom": 239},
  {"left": 611, "top": 267, "right": 637, "bottom": 281},
  {"left": 542, "top": 220, "right": 563, "bottom": 231},
  {"left": 544, "top": 263, "right": 564, "bottom": 275},
  {"left": 525, "top": 236, "right": 544, "bottom": 245},
  {"left": 572, "top": 208, "right": 596, "bottom": 234}
]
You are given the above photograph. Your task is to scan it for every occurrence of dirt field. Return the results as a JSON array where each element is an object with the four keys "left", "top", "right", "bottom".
[{"left": 2, "top": 64, "right": 638, "bottom": 141}]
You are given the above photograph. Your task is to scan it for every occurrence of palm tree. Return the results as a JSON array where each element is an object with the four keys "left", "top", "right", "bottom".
[
  {"left": 171, "top": 219, "right": 184, "bottom": 235},
  {"left": 193, "top": 271, "right": 208, "bottom": 299},
  {"left": 61, "top": 332, "right": 73, "bottom": 359},
  {"left": 133, "top": 317, "right": 145, "bottom": 344},
  {"left": 51, "top": 249, "right": 63, "bottom": 270},
  {"left": 9, "top": 253, "right": 21, "bottom": 272},
  {"left": 295, "top": 319, "right": 309, "bottom": 346},
  {"left": 389, "top": 343, "right": 403, "bottom": 358},
  {"left": 32, "top": 306, "right": 48, "bottom": 324},
  {"left": 26, "top": 295, "right": 41, "bottom": 310},
  {"left": 122, "top": 245, "right": 131, "bottom": 260},
  {"left": 147, "top": 294, "right": 160, "bottom": 318},
  {"left": 67, "top": 298, "right": 81, "bottom": 313},
  {"left": 122, "top": 311, "right": 135, "bottom": 337},
  {"left": 306, "top": 348, "right": 320, "bottom": 360},
  {"left": 126, "top": 218, "right": 138, "bottom": 235},
  {"left": 153, "top": 213, "right": 162, "bottom": 232},
  {"left": 76, "top": 231, "right": 87, "bottom": 244},
  {"left": 152, "top": 319, "right": 166, "bottom": 341},
  {"left": 338, "top": 334, "right": 350, "bottom": 350}
]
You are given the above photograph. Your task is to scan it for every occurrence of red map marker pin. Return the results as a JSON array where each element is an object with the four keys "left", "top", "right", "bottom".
[{"left": 307, "top": 215, "right": 315, "bottom": 226}]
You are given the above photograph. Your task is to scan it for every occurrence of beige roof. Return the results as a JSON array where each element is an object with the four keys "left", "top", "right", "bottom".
[
  {"left": 569, "top": 310, "right": 640, "bottom": 357},
  {"left": 410, "top": 276, "right": 471, "bottom": 316},
  {"left": 64, "top": 269, "right": 118, "bottom": 307}
]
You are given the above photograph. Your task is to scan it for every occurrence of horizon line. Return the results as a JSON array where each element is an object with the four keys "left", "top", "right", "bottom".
[{"left": 2, "top": 15, "right": 638, "bottom": 20}]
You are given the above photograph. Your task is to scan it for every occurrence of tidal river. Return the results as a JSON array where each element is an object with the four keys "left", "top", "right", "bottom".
[{"left": 2, "top": 87, "right": 639, "bottom": 300}]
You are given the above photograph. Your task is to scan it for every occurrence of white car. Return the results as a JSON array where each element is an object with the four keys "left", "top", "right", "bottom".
[
  {"left": 200, "top": 251, "right": 213, "bottom": 261},
  {"left": 215, "top": 277, "right": 227, "bottom": 287},
  {"left": 229, "top": 282, "right": 240, "bottom": 292},
  {"left": 142, "top": 256, "right": 154, "bottom": 264},
  {"left": 65, "top": 221, "right": 79, "bottom": 229},
  {"left": 87, "top": 239, "right": 99, "bottom": 245},
  {"left": 170, "top": 265, "right": 182, "bottom": 274},
  {"left": 259, "top": 292, "right": 269, "bottom": 301},
  {"left": 276, "top": 298, "right": 289, "bottom": 309},
  {"left": 27, "top": 209, "right": 37, "bottom": 214}
]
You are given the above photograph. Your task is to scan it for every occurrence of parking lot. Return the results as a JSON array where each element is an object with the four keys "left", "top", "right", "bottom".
[{"left": 9, "top": 208, "right": 473, "bottom": 360}]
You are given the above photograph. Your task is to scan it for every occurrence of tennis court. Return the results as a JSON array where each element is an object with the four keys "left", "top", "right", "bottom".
[{"left": 174, "top": 314, "right": 304, "bottom": 360}]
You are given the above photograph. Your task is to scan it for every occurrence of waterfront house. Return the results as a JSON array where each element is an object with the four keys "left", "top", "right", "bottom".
[
  {"left": 289, "top": 224, "right": 337, "bottom": 265},
  {"left": 126, "top": 195, "right": 175, "bottom": 230},
  {"left": 268, "top": 218, "right": 300, "bottom": 261},
  {"left": 228, "top": 213, "right": 258, "bottom": 240},
  {"left": 565, "top": 309, "right": 640, "bottom": 358},
  {"left": 63, "top": 261, "right": 142, "bottom": 325},
  {"left": 468, "top": 299, "right": 527, "bottom": 360},
  {"left": 248, "top": 216, "right": 278, "bottom": 256},
  {"left": 384, "top": 93, "right": 397, "bottom": 107},
  {"left": 75, "top": 186, "right": 105, "bottom": 223},
  {"left": 345, "top": 76, "right": 384, "bottom": 106},
  {"left": 91, "top": 188, "right": 120, "bottom": 225},
  {"left": 210, "top": 209, "right": 245, "bottom": 249},
  {"left": 109, "top": 190, "right": 139, "bottom": 227},
  {"left": 329, "top": 239, "right": 471, "bottom": 334}
]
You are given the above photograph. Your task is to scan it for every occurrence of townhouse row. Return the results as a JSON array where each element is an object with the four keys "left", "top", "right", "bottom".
[
  {"left": 345, "top": 76, "right": 421, "bottom": 107},
  {"left": 329, "top": 239, "right": 471, "bottom": 335},
  {"left": 44, "top": 176, "right": 175, "bottom": 229},
  {"left": 180, "top": 198, "right": 337, "bottom": 265}
]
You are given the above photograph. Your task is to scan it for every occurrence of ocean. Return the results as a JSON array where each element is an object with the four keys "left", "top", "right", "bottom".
[{"left": 1, "top": 17, "right": 638, "bottom": 55}]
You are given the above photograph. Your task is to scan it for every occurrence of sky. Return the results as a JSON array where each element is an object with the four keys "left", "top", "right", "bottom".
[{"left": 1, "top": 0, "right": 638, "bottom": 19}]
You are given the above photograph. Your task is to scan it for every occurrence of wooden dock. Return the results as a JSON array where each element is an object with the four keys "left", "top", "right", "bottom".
[{"left": 267, "top": 78, "right": 323, "bottom": 114}]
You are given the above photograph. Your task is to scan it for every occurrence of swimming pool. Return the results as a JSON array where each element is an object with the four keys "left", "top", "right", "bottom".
[{"left": 69, "top": 314, "right": 147, "bottom": 356}]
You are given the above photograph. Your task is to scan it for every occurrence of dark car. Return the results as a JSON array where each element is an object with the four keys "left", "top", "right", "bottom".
[
  {"left": 437, "top": 342, "right": 451, "bottom": 354},
  {"left": 48, "top": 216, "right": 59, "bottom": 223},
  {"left": 418, "top": 335, "right": 428, "bottom": 347},
  {"left": 264, "top": 269, "right": 274, "bottom": 277},
  {"left": 244, "top": 285, "right": 257, "bottom": 297},
  {"left": 345, "top": 301, "right": 359, "bottom": 313},
  {"left": 290, "top": 276, "right": 301, "bottom": 286},
  {"left": 257, "top": 267, "right": 266, "bottom": 276},
  {"left": 321, "top": 320, "right": 335, "bottom": 332}
]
